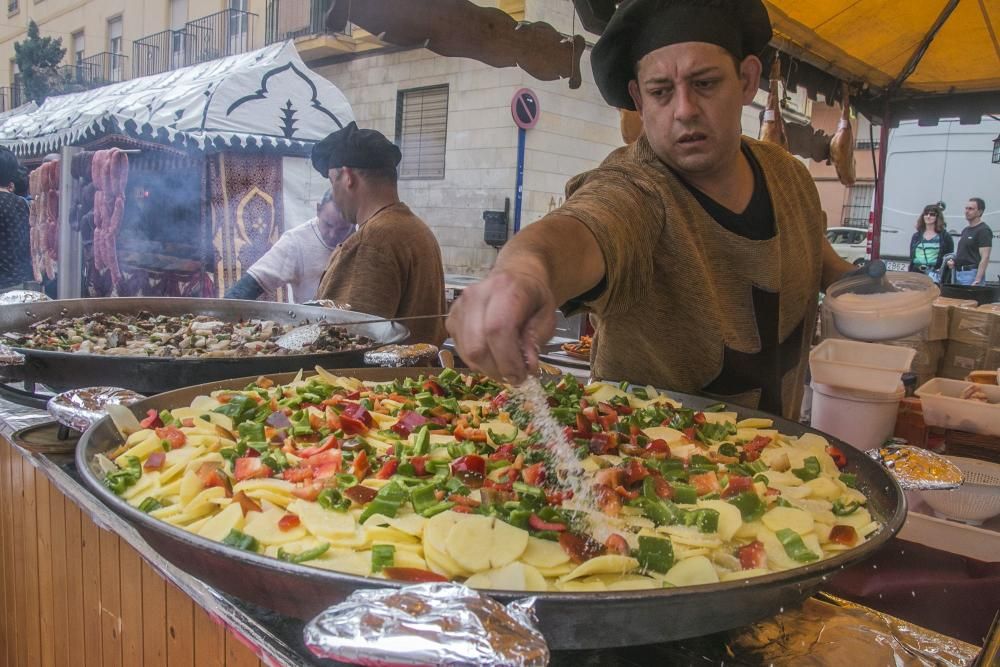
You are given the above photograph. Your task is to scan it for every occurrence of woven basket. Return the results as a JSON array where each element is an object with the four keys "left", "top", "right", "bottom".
[{"left": 920, "top": 456, "right": 1000, "bottom": 525}]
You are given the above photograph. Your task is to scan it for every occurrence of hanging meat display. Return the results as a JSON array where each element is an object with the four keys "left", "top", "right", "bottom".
[
  {"left": 759, "top": 59, "right": 788, "bottom": 151},
  {"left": 829, "top": 83, "right": 857, "bottom": 186},
  {"left": 91, "top": 148, "right": 129, "bottom": 286},
  {"left": 28, "top": 160, "right": 60, "bottom": 283}
]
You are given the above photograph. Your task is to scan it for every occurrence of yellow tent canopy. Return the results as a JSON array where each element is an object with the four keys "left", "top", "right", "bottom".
[{"left": 767, "top": 0, "right": 1000, "bottom": 97}]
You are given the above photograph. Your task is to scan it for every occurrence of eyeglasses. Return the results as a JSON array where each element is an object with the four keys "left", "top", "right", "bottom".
[{"left": 924, "top": 212, "right": 938, "bottom": 217}]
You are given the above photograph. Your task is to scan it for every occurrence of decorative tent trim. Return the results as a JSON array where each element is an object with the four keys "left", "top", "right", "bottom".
[{"left": 0, "top": 41, "right": 354, "bottom": 159}]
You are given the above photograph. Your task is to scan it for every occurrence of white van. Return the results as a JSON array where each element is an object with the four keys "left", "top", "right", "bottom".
[{"left": 878, "top": 117, "right": 1000, "bottom": 279}]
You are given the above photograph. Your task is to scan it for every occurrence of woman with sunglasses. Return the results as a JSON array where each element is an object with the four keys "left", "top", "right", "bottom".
[{"left": 909, "top": 204, "right": 953, "bottom": 283}]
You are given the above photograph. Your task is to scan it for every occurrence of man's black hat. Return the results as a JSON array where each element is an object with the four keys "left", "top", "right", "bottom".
[
  {"left": 311, "top": 122, "right": 403, "bottom": 175},
  {"left": 592, "top": 0, "right": 773, "bottom": 110}
]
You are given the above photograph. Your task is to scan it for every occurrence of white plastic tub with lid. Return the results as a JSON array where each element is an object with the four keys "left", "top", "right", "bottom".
[
  {"left": 824, "top": 271, "right": 940, "bottom": 341},
  {"left": 809, "top": 338, "right": 915, "bottom": 393},
  {"left": 810, "top": 382, "right": 905, "bottom": 451}
]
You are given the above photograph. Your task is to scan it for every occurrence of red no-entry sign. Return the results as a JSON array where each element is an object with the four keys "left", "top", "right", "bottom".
[{"left": 511, "top": 88, "right": 540, "bottom": 129}]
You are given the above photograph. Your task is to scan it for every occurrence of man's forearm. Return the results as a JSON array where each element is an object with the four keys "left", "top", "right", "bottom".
[
  {"left": 225, "top": 273, "right": 265, "bottom": 300},
  {"left": 820, "top": 238, "right": 855, "bottom": 291},
  {"left": 976, "top": 256, "right": 990, "bottom": 284},
  {"left": 493, "top": 215, "right": 605, "bottom": 306}
]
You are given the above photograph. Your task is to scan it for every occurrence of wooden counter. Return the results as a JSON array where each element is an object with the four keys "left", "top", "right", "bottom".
[{"left": 0, "top": 432, "right": 278, "bottom": 667}]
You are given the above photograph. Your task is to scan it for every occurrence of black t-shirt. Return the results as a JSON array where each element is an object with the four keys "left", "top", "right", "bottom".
[
  {"left": 954, "top": 222, "right": 994, "bottom": 269},
  {"left": 0, "top": 191, "right": 31, "bottom": 289},
  {"left": 674, "top": 143, "right": 776, "bottom": 240}
]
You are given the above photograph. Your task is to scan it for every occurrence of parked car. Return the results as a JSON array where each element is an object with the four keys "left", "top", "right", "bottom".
[{"left": 826, "top": 226, "right": 869, "bottom": 266}]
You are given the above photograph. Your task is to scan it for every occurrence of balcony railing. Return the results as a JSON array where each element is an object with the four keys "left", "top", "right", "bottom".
[
  {"left": 80, "top": 52, "right": 129, "bottom": 86},
  {"left": 133, "top": 29, "right": 191, "bottom": 78},
  {"left": 185, "top": 9, "right": 257, "bottom": 66},
  {"left": 265, "top": 0, "right": 332, "bottom": 44}
]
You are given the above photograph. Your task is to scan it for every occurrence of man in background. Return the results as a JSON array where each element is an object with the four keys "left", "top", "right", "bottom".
[
  {"left": 312, "top": 122, "right": 447, "bottom": 346},
  {"left": 948, "top": 197, "right": 993, "bottom": 285},
  {"left": 0, "top": 147, "right": 31, "bottom": 290},
  {"left": 225, "top": 190, "right": 352, "bottom": 302}
]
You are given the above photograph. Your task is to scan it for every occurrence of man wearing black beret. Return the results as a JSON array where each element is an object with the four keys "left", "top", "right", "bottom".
[
  {"left": 313, "top": 122, "right": 447, "bottom": 345},
  {"left": 448, "top": 0, "right": 854, "bottom": 420}
]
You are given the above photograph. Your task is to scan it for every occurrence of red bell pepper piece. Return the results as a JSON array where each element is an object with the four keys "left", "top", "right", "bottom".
[
  {"left": 605, "top": 533, "right": 630, "bottom": 555},
  {"left": 234, "top": 457, "right": 271, "bottom": 482},
  {"left": 739, "top": 541, "right": 767, "bottom": 570},
  {"left": 693, "top": 412, "right": 707, "bottom": 425},
  {"left": 139, "top": 409, "right": 162, "bottom": 429},
  {"left": 520, "top": 462, "right": 546, "bottom": 486},
  {"left": 558, "top": 532, "right": 607, "bottom": 564},
  {"left": 339, "top": 414, "right": 369, "bottom": 436},
  {"left": 450, "top": 454, "right": 486, "bottom": 478},
  {"left": 155, "top": 425, "right": 186, "bottom": 450},
  {"left": 722, "top": 475, "right": 754, "bottom": 498},
  {"left": 344, "top": 485, "right": 378, "bottom": 504},
  {"left": 742, "top": 435, "right": 771, "bottom": 462},
  {"left": 829, "top": 525, "right": 858, "bottom": 546},
  {"left": 622, "top": 458, "right": 650, "bottom": 486},
  {"left": 376, "top": 459, "right": 399, "bottom": 479},
  {"left": 352, "top": 450, "right": 370, "bottom": 480},
  {"left": 383, "top": 567, "right": 448, "bottom": 583},
  {"left": 278, "top": 514, "right": 301, "bottom": 531},
  {"left": 827, "top": 445, "right": 848, "bottom": 469},
  {"left": 298, "top": 435, "right": 337, "bottom": 459},
  {"left": 409, "top": 455, "right": 430, "bottom": 477},
  {"left": 690, "top": 471, "right": 720, "bottom": 496},
  {"left": 143, "top": 451, "right": 166, "bottom": 472},
  {"left": 528, "top": 514, "right": 566, "bottom": 532}
]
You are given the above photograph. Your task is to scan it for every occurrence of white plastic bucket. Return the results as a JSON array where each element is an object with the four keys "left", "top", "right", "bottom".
[{"left": 810, "top": 382, "right": 905, "bottom": 451}]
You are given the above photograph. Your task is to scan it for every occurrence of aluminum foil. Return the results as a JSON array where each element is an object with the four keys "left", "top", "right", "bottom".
[
  {"left": 47, "top": 386, "right": 146, "bottom": 433},
  {"left": 303, "top": 583, "right": 549, "bottom": 667},
  {"left": 0, "top": 290, "right": 50, "bottom": 305},
  {"left": 867, "top": 443, "right": 964, "bottom": 490},
  {"left": 0, "top": 343, "right": 24, "bottom": 367},
  {"left": 364, "top": 343, "right": 440, "bottom": 368}
]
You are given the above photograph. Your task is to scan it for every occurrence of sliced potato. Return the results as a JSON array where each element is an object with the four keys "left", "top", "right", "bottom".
[
  {"left": 641, "top": 426, "right": 686, "bottom": 444},
  {"left": 116, "top": 435, "right": 164, "bottom": 465},
  {"left": 232, "top": 478, "right": 295, "bottom": 496},
  {"left": 736, "top": 418, "right": 773, "bottom": 429},
  {"left": 804, "top": 477, "right": 841, "bottom": 500},
  {"left": 197, "top": 502, "right": 246, "bottom": 541},
  {"left": 445, "top": 515, "right": 493, "bottom": 572},
  {"left": 761, "top": 506, "right": 814, "bottom": 536},
  {"left": 490, "top": 519, "right": 529, "bottom": 568},
  {"left": 719, "top": 568, "right": 770, "bottom": 582},
  {"left": 559, "top": 555, "right": 639, "bottom": 582},
  {"left": 533, "top": 562, "right": 574, "bottom": 577},
  {"left": 178, "top": 469, "right": 204, "bottom": 506},
  {"left": 557, "top": 578, "right": 608, "bottom": 592},
  {"left": 287, "top": 499, "right": 357, "bottom": 540},
  {"left": 697, "top": 499, "right": 743, "bottom": 541},
  {"left": 662, "top": 556, "right": 719, "bottom": 587},
  {"left": 520, "top": 536, "right": 571, "bottom": 569},
  {"left": 243, "top": 508, "right": 308, "bottom": 545},
  {"left": 702, "top": 412, "right": 738, "bottom": 426}
]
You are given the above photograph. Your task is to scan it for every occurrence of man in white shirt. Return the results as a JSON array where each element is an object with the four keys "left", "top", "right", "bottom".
[{"left": 225, "top": 191, "right": 353, "bottom": 302}]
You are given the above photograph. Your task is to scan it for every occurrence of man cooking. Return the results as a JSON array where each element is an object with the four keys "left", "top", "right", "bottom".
[
  {"left": 225, "top": 190, "right": 352, "bottom": 303},
  {"left": 447, "top": 0, "right": 855, "bottom": 420},
  {"left": 312, "top": 122, "right": 448, "bottom": 346}
]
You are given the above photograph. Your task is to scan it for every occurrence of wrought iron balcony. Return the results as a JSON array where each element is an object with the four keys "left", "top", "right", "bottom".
[
  {"left": 79, "top": 52, "right": 129, "bottom": 86},
  {"left": 265, "top": 0, "right": 332, "bottom": 44},
  {"left": 184, "top": 9, "right": 258, "bottom": 66},
  {"left": 133, "top": 29, "right": 191, "bottom": 78}
]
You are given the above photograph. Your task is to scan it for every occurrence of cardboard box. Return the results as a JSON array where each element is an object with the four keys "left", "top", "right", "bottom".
[
  {"left": 929, "top": 298, "right": 977, "bottom": 340},
  {"left": 948, "top": 306, "right": 999, "bottom": 346},
  {"left": 940, "top": 340, "right": 988, "bottom": 379},
  {"left": 884, "top": 338, "right": 945, "bottom": 387}
]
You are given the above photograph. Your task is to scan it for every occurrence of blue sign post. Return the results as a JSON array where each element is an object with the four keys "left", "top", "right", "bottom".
[{"left": 511, "top": 88, "right": 540, "bottom": 234}]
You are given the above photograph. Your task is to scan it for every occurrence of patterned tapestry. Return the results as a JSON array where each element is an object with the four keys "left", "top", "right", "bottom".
[{"left": 208, "top": 154, "right": 286, "bottom": 300}]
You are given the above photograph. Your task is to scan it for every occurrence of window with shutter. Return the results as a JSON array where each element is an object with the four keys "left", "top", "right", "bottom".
[
  {"left": 395, "top": 85, "right": 449, "bottom": 180},
  {"left": 841, "top": 183, "right": 875, "bottom": 228}
]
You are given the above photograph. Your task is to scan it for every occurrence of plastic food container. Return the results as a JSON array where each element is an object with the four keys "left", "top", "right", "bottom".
[
  {"left": 810, "top": 381, "right": 905, "bottom": 451},
  {"left": 915, "top": 377, "right": 1000, "bottom": 437},
  {"left": 919, "top": 456, "right": 1000, "bottom": 525},
  {"left": 809, "top": 339, "right": 916, "bottom": 393},
  {"left": 824, "top": 271, "right": 940, "bottom": 341}
]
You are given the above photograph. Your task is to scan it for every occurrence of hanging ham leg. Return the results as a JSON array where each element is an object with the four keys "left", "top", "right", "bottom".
[
  {"left": 829, "top": 83, "right": 857, "bottom": 186},
  {"left": 759, "top": 59, "right": 788, "bottom": 151}
]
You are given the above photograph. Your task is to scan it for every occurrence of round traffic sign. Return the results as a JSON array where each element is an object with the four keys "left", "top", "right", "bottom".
[{"left": 511, "top": 88, "right": 540, "bottom": 129}]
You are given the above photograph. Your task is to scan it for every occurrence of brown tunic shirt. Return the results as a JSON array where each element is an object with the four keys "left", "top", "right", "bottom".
[
  {"left": 316, "top": 203, "right": 447, "bottom": 346},
  {"left": 558, "top": 137, "right": 825, "bottom": 420}
]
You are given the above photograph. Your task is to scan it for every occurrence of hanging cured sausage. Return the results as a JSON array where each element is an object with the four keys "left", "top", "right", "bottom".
[
  {"left": 90, "top": 148, "right": 129, "bottom": 286},
  {"left": 759, "top": 59, "right": 788, "bottom": 151},
  {"left": 829, "top": 83, "right": 857, "bottom": 186},
  {"left": 27, "top": 160, "right": 60, "bottom": 282}
]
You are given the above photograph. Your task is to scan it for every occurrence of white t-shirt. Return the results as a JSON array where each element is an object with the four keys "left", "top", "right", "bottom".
[{"left": 247, "top": 219, "right": 338, "bottom": 303}]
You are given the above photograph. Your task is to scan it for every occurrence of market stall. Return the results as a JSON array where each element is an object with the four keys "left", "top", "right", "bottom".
[{"left": 0, "top": 41, "right": 353, "bottom": 301}]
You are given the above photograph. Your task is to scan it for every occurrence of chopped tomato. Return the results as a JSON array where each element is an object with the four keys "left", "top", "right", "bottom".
[
  {"left": 139, "top": 409, "right": 163, "bottom": 429},
  {"left": 722, "top": 475, "right": 754, "bottom": 498},
  {"left": 559, "top": 532, "right": 607, "bottom": 564},
  {"left": 520, "top": 462, "right": 546, "bottom": 486},
  {"left": 646, "top": 438, "right": 671, "bottom": 459},
  {"left": 233, "top": 457, "right": 272, "bottom": 482},
  {"left": 345, "top": 390, "right": 362, "bottom": 400},
  {"left": 422, "top": 379, "right": 445, "bottom": 396},
  {"left": 376, "top": 459, "right": 399, "bottom": 480},
  {"left": 339, "top": 414, "right": 369, "bottom": 436},
  {"left": 344, "top": 485, "right": 377, "bottom": 505},
  {"left": 454, "top": 424, "right": 488, "bottom": 443},
  {"left": 827, "top": 445, "right": 848, "bottom": 469},
  {"left": 451, "top": 504, "right": 474, "bottom": 514},
  {"left": 181, "top": 418, "right": 195, "bottom": 428},
  {"left": 595, "top": 467, "right": 624, "bottom": 488},
  {"left": 588, "top": 432, "right": 617, "bottom": 455},
  {"left": 739, "top": 540, "right": 767, "bottom": 570},
  {"left": 450, "top": 455, "right": 486, "bottom": 478},
  {"left": 278, "top": 514, "right": 301, "bottom": 531},
  {"left": 648, "top": 474, "right": 673, "bottom": 500},
  {"left": 352, "top": 450, "right": 370, "bottom": 480},
  {"left": 622, "top": 459, "right": 650, "bottom": 486},
  {"left": 282, "top": 466, "right": 313, "bottom": 483},
  {"left": 683, "top": 427, "right": 697, "bottom": 442},
  {"left": 143, "top": 451, "right": 166, "bottom": 471},
  {"left": 575, "top": 412, "right": 592, "bottom": 438},
  {"left": 383, "top": 567, "right": 448, "bottom": 583},
  {"left": 597, "top": 414, "right": 618, "bottom": 432},
  {"left": 325, "top": 408, "right": 342, "bottom": 431},
  {"left": 605, "top": 533, "right": 630, "bottom": 555},
  {"left": 390, "top": 411, "right": 428, "bottom": 438},
  {"left": 581, "top": 406, "right": 599, "bottom": 423},
  {"left": 155, "top": 425, "right": 186, "bottom": 449},
  {"left": 448, "top": 494, "right": 481, "bottom": 508},
  {"left": 489, "top": 391, "right": 509, "bottom": 411},
  {"left": 529, "top": 514, "right": 566, "bottom": 532},
  {"left": 690, "top": 471, "right": 721, "bottom": 496},
  {"left": 742, "top": 435, "right": 771, "bottom": 462},
  {"left": 489, "top": 444, "right": 516, "bottom": 462},
  {"left": 595, "top": 484, "right": 621, "bottom": 516},
  {"left": 829, "top": 525, "right": 858, "bottom": 546},
  {"left": 298, "top": 435, "right": 337, "bottom": 458},
  {"left": 232, "top": 491, "right": 262, "bottom": 516},
  {"left": 693, "top": 412, "right": 707, "bottom": 425},
  {"left": 409, "top": 455, "right": 430, "bottom": 477},
  {"left": 614, "top": 484, "right": 639, "bottom": 500},
  {"left": 291, "top": 483, "right": 322, "bottom": 501},
  {"left": 196, "top": 462, "right": 228, "bottom": 489}
]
